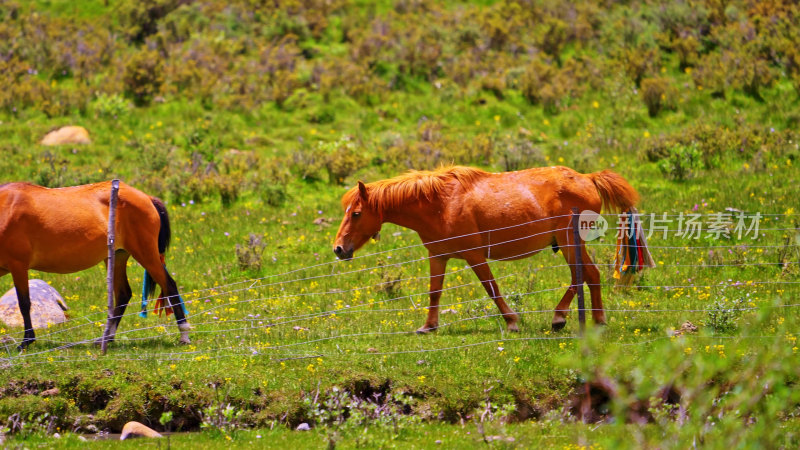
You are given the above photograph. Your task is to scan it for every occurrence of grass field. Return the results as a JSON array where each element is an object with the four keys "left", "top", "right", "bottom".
[{"left": 1, "top": 0, "right": 800, "bottom": 447}]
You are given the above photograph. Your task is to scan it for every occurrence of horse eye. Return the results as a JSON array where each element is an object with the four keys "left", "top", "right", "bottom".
[{"left": 352, "top": 211, "right": 361, "bottom": 218}]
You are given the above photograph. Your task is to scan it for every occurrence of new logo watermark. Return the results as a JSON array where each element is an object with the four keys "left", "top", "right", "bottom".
[
  {"left": 578, "top": 210, "right": 608, "bottom": 241},
  {"left": 576, "top": 210, "right": 763, "bottom": 241}
]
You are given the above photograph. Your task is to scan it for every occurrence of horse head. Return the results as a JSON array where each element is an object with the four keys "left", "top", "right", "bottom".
[{"left": 333, "top": 181, "right": 382, "bottom": 260}]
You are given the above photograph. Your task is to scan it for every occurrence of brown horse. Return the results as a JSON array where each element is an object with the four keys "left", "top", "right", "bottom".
[
  {"left": 0, "top": 181, "right": 190, "bottom": 350},
  {"left": 333, "top": 165, "right": 641, "bottom": 333}
]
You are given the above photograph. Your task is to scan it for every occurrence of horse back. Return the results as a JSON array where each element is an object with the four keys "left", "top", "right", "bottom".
[
  {"left": 0, "top": 181, "right": 161, "bottom": 273},
  {"left": 438, "top": 167, "right": 603, "bottom": 260}
]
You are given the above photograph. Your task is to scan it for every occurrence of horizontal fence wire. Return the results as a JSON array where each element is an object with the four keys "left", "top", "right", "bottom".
[{"left": 2, "top": 210, "right": 798, "bottom": 365}]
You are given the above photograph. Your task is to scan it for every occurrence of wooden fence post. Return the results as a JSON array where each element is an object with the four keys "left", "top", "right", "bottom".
[
  {"left": 571, "top": 207, "right": 586, "bottom": 334},
  {"left": 101, "top": 179, "right": 120, "bottom": 354}
]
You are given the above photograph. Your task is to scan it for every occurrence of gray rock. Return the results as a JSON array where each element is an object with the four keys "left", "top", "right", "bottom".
[
  {"left": 296, "top": 423, "right": 310, "bottom": 431},
  {"left": 0, "top": 280, "right": 68, "bottom": 329}
]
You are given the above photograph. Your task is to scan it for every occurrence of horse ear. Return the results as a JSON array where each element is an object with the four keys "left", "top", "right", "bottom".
[{"left": 357, "top": 181, "right": 368, "bottom": 201}]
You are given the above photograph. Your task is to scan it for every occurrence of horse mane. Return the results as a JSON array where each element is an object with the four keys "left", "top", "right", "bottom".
[{"left": 343, "top": 166, "right": 488, "bottom": 211}]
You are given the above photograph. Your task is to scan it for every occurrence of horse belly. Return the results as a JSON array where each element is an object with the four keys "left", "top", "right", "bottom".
[
  {"left": 29, "top": 233, "right": 108, "bottom": 274},
  {"left": 485, "top": 232, "right": 552, "bottom": 261}
]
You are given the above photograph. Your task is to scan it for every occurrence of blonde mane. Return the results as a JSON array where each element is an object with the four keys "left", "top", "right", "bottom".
[{"left": 342, "top": 166, "right": 488, "bottom": 211}]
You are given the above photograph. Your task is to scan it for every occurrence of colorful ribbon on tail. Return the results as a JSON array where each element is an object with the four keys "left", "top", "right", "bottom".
[
  {"left": 139, "top": 270, "right": 156, "bottom": 318},
  {"left": 140, "top": 267, "right": 189, "bottom": 317},
  {"left": 613, "top": 207, "right": 656, "bottom": 286}
]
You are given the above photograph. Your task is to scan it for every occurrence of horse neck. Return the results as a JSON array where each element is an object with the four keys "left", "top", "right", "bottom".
[{"left": 381, "top": 198, "right": 443, "bottom": 240}]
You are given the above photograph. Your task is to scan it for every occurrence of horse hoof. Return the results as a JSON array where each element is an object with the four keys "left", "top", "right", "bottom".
[
  {"left": 507, "top": 322, "right": 520, "bottom": 332},
  {"left": 551, "top": 320, "right": 566, "bottom": 332},
  {"left": 179, "top": 337, "right": 191, "bottom": 345},
  {"left": 17, "top": 339, "right": 34, "bottom": 351},
  {"left": 415, "top": 325, "right": 437, "bottom": 334},
  {"left": 93, "top": 337, "right": 113, "bottom": 347}
]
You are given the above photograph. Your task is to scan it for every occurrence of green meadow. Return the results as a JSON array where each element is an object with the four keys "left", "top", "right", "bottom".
[{"left": 1, "top": 0, "right": 799, "bottom": 447}]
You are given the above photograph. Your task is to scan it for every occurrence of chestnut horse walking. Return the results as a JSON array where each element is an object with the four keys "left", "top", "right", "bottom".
[
  {"left": 333, "top": 165, "right": 641, "bottom": 333},
  {"left": 0, "top": 181, "right": 190, "bottom": 350}
]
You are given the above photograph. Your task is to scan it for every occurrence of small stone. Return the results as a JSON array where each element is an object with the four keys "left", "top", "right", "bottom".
[
  {"left": 120, "top": 421, "right": 162, "bottom": 440},
  {"left": 296, "top": 423, "right": 310, "bottom": 431},
  {"left": 435, "top": 440, "right": 442, "bottom": 444},
  {"left": 366, "top": 347, "right": 379, "bottom": 353},
  {"left": 40, "top": 388, "right": 60, "bottom": 397}
]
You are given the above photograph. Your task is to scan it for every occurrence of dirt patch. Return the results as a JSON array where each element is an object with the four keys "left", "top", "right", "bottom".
[{"left": 0, "top": 379, "right": 56, "bottom": 397}]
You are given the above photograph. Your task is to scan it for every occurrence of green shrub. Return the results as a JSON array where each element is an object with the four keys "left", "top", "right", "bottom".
[
  {"left": 498, "top": 138, "right": 546, "bottom": 171},
  {"left": 730, "top": 47, "right": 775, "bottom": 101},
  {"left": 619, "top": 44, "right": 659, "bottom": 87},
  {"left": 92, "top": 93, "right": 130, "bottom": 119},
  {"left": 705, "top": 297, "right": 746, "bottom": 333},
  {"left": 236, "top": 233, "right": 266, "bottom": 272},
  {"left": 123, "top": 49, "right": 165, "bottom": 106},
  {"left": 118, "top": 0, "right": 182, "bottom": 43},
  {"left": 323, "top": 137, "right": 368, "bottom": 185},
  {"left": 673, "top": 35, "right": 700, "bottom": 70},
  {"left": 536, "top": 17, "right": 569, "bottom": 63},
  {"left": 692, "top": 52, "right": 728, "bottom": 98},
  {"left": 656, "top": 143, "right": 702, "bottom": 180},
  {"left": 640, "top": 77, "right": 669, "bottom": 117},
  {"left": 520, "top": 58, "right": 556, "bottom": 106}
]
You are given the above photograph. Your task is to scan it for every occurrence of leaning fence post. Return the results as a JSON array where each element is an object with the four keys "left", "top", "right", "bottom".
[
  {"left": 571, "top": 207, "right": 586, "bottom": 334},
  {"left": 101, "top": 179, "right": 120, "bottom": 354}
]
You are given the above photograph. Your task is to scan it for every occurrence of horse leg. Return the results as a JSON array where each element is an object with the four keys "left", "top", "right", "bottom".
[
  {"left": 136, "top": 254, "right": 191, "bottom": 344},
  {"left": 552, "top": 231, "right": 605, "bottom": 330},
  {"left": 552, "top": 231, "right": 579, "bottom": 331},
  {"left": 416, "top": 256, "right": 447, "bottom": 333},
  {"left": 582, "top": 249, "right": 606, "bottom": 325},
  {"left": 95, "top": 251, "right": 133, "bottom": 346},
  {"left": 10, "top": 265, "right": 35, "bottom": 350},
  {"left": 464, "top": 253, "right": 519, "bottom": 332}
]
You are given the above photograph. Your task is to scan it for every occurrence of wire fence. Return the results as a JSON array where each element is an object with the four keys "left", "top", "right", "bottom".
[{"left": 1, "top": 211, "right": 798, "bottom": 366}]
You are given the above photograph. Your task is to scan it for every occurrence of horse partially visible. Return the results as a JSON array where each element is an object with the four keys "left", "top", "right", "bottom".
[
  {"left": 0, "top": 181, "right": 190, "bottom": 350},
  {"left": 333, "top": 165, "right": 643, "bottom": 332}
]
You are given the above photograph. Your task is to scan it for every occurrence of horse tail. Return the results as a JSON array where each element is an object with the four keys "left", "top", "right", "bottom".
[
  {"left": 139, "top": 197, "right": 172, "bottom": 317},
  {"left": 587, "top": 170, "right": 639, "bottom": 213},
  {"left": 150, "top": 197, "right": 172, "bottom": 254},
  {"left": 587, "top": 171, "right": 655, "bottom": 285}
]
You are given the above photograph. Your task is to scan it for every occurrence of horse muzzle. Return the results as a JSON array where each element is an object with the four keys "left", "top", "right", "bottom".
[{"left": 333, "top": 245, "right": 354, "bottom": 260}]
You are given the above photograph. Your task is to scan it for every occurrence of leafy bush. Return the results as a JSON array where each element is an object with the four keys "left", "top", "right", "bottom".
[
  {"left": 92, "top": 93, "right": 130, "bottom": 118},
  {"left": 236, "top": 234, "right": 266, "bottom": 272},
  {"left": 673, "top": 35, "right": 700, "bottom": 70},
  {"left": 657, "top": 143, "right": 702, "bottom": 181},
  {"left": 705, "top": 297, "right": 747, "bottom": 332},
  {"left": 323, "top": 137, "right": 368, "bottom": 185},
  {"left": 123, "top": 49, "right": 165, "bottom": 106},
  {"left": 291, "top": 137, "right": 367, "bottom": 185},
  {"left": 118, "top": 0, "right": 183, "bottom": 43},
  {"left": 520, "top": 58, "right": 557, "bottom": 108},
  {"left": 640, "top": 77, "right": 670, "bottom": 117},
  {"left": 498, "top": 138, "right": 546, "bottom": 171},
  {"left": 618, "top": 43, "right": 659, "bottom": 87}
]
